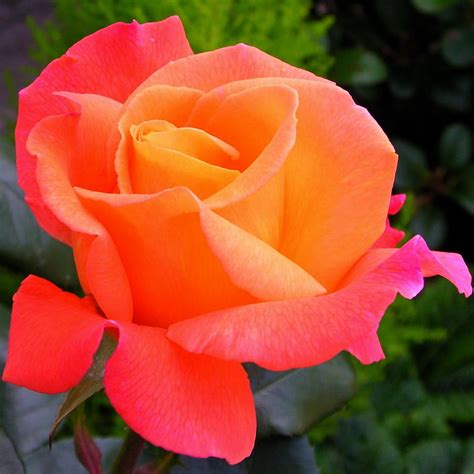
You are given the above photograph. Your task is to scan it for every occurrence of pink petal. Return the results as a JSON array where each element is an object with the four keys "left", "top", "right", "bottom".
[
  {"left": 168, "top": 236, "right": 471, "bottom": 370},
  {"left": 104, "top": 322, "right": 255, "bottom": 464},
  {"left": 16, "top": 18, "right": 192, "bottom": 242}
]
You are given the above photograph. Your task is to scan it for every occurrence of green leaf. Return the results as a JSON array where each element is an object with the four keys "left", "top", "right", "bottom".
[
  {"left": 0, "top": 150, "right": 77, "bottom": 288},
  {"left": 50, "top": 334, "right": 117, "bottom": 442},
  {"left": 406, "top": 440, "right": 462, "bottom": 474},
  {"left": 452, "top": 164, "right": 474, "bottom": 215},
  {"left": 246, "top": 355, "right": 356, "bottom": 438},
  {"left": 412, "top": 0, "right": 461, "bottom": 14},
  {"left": 441, "top": 28, "right": 474, "bottom": 67},
  {"left": 247, "top": 436, "right": 319, "bottom": 474},
  {"left": 172, "top": 436, "right": 319, "bottom": 474},
  {"left": 392, "top": 139, "right": 429, "bottom": 189},
  {"left": 410, "top": 205, "right": 447, "bottom": 248},
  {"left": 0, "top": 427, "right": 24, "bottom": 474},
  {"left": 331, "top": 48, "right": 388, "bottom": 86},
  {"left": 439, "top": 123, "right": 472, "bottom": 170}
]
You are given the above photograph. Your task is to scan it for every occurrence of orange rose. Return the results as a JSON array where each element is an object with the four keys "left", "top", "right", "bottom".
[{"left": 3, "top": 17, "right": 471, "bottom": 463}]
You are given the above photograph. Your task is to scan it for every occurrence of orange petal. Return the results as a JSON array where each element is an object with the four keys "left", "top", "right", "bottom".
[
  {"left": 75, "top": 187, "right": 325, "bottom": 327},
  {"left": 55, "top": 91, "right": 121, "bottom": 192},
  {"left": 114, "top": 85, "right": 203, "bottom": 192},
  {"left": 276, "top": 80, "right": 398, "bottom": 290},
  {"left": 201, "top": 85, "right": 299, "bottom": 248},
  {"left": 27, "top": 114, "right": 133, "bottom": 321},
  {"left": 129, "top": 43, "right": 330, "bottom": 98}
]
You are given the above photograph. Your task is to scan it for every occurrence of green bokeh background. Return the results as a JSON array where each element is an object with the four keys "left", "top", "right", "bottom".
[{"left": 0, "top": 0, "right": 473, "bottom": 473}]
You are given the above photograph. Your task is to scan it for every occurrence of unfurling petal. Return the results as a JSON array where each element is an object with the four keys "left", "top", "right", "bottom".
[{"left": 167, "top": 236, "right": 471, "bottom": 370}]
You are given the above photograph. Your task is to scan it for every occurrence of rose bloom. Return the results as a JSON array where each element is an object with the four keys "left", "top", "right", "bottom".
[{"left": 2, "top": 17, "right": 471, "bottom": 463}]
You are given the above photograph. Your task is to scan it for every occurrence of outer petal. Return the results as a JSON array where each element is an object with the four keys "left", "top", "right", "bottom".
[
  {"left": 167, "top": 236, "right": 471, "bottom": 370},
  {"left": 1, "top": 276, "right": 106, "bottom": 393},
  {"left": 372, "top": 194, "right": 407, "bottom": 249},
  {"left": 27, "top": 115, "right": 132, "bottom": 321},
  {"left": 76, "top": 187, "right": 324, "bottom": 327},
  {"left": 346, "top": 331, "right": 385, "bottom": 364},
  {"left": 129, "top": 43, "right": 330, "bottom": 97},
  {"left": 104, "top": 322, "right": 255, "bottom": 464},
  {"left": 16, "top": 18, "right": 192, "bottom": 241}
]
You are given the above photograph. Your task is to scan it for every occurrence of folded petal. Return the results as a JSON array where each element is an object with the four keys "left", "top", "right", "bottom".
[
  {"left": 27, "top": 115, "right": 133, "bottom": 321},
  {"left": 188, "top": 77, "right": 397, "bottom": 286},
  {"left": 16, "top": 18, "right": 192, "bottom": 241},
  {"left": 131, "top": 143, "right": 240, "bottom": 198},
  {"left": 199, "top": 84, "right": 299, "bottom": 248},
  {"left": 167, "top": 236, "right": 471, "bottom": 370},
  {"left": 1, "top": 276, "right": 106, "bottom": 393},
  {"left": 104, "top": 322, "right": 255, "bottom": 464},
  {"left": 76, "top": 187, "right": 324, "bottom": 327},
  {"left": 55, "top": 92, "right": 122, "bottom": 192},
  {"left": 114, "top": 85, "right": 203, "bottom": 193}
]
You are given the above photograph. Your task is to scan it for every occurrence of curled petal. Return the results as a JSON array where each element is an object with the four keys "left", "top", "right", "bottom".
[
  {"left": 76, "top": 187, "right": 324, "bottom": 327},
  {"left": 114, "top": 85, "right": 203, "bottom": 193},
  {"left": 2, "top": 276, "right": 106, "bottom": 393},
  {"left": 105, "top": 322, "right": 255, "bottom": 464},
  {"left": 16, "top": 18, "right": 192, "bottom": 241},
  {"left": 167, "top": 236, "right": 471, "bottom": 370},
  {"left": 27, "top": 114, "right": 132, "bottom": 321}
]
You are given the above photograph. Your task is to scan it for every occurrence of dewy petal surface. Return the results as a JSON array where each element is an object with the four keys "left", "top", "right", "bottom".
[
  {"left": 16, "top": 17, "right": 192, "bottom": 242},
  {"left": 167, "top": 236, "right": 471, "bottom": 371},
  {"left": 1, "top": 276, "right": 106, "bottom": 393},
  {"left": 104, "top": 322, "right": 255, "bottom": 464},
  {"left": 27, "top": 114, "right": 133, "bottom": 321}
]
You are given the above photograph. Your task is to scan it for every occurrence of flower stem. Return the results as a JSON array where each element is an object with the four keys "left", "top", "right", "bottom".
[{"left": 110, "top": 429, "right": 145, "bottom": 474}]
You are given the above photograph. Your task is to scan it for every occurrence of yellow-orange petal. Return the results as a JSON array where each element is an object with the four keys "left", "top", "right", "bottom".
[
  {"left": 130, "top": 140, "right": 240, "bottom": 198},
  {"left": 201, "top": 85, "right": 298, "bottom": 248},
  {"left": 114, "top": 85, "right": 203, "bottom": 193}
]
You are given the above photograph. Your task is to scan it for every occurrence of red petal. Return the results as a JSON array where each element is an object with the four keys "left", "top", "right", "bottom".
[
  {"left": 168, "top": 236, "right": 471, "bottom": 370},
  {"left": 16, "top": 18, "right": 192, "bottom": 241},
  {"left": 104, "top": 322, "right": 255, "bottom": 464},
  {"left": 2, "top": 276, "right": 105, "bottom": 393}
]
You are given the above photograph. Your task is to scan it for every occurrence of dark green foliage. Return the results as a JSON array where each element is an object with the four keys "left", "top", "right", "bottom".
[{"left": 27, "top": 0, "right": 333, "bottom": 76}]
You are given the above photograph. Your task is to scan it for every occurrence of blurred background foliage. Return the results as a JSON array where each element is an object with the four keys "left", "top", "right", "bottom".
[{"left": 0, "top": 0, "right": 473, "bottom": 472}]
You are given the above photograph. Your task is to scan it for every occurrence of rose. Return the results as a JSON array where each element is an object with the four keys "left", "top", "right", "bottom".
[{"left": 2, "top": 17, "right": 471, "bottom": 463}]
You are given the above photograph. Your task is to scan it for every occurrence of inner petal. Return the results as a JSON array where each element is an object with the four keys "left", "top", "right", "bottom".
[{"left": 129, "top": 120, "right": 240, "bottom": 198}]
